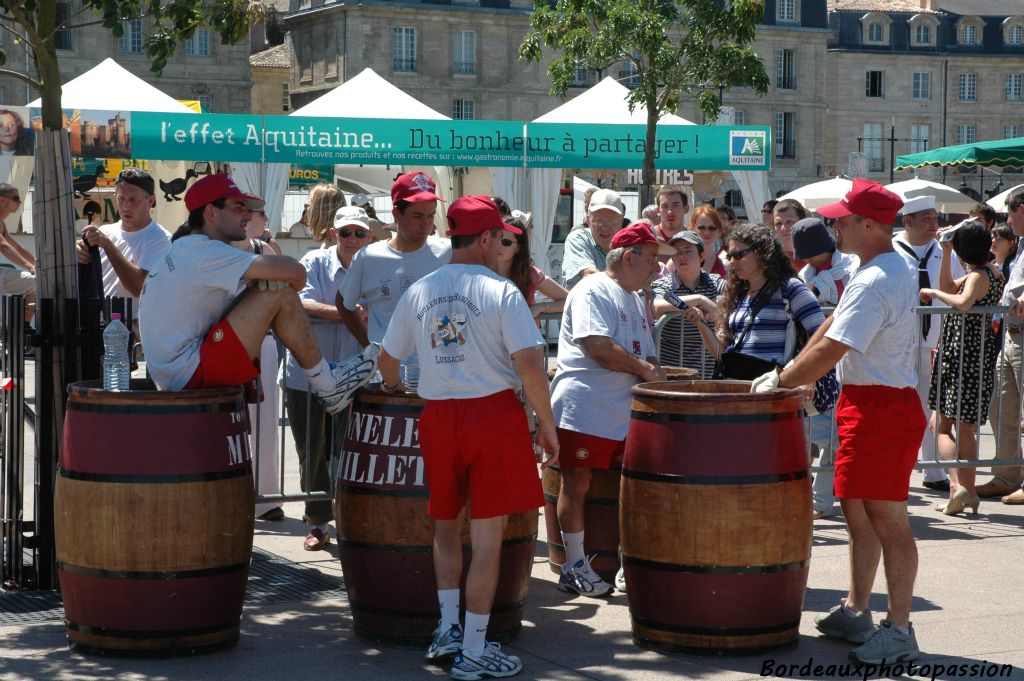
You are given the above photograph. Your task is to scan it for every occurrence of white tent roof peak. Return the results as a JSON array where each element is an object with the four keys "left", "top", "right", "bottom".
[
  {"left": 290, "top": 68, "right": 450, "bottom": 119},
  {"left": 27, "top": 58, "right": 195, "bottom": 113},
  {"left": 533, "top": 77, "right": 695, "bottom": 126}
]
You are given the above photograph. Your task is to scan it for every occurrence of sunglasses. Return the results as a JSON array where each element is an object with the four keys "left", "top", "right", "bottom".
[
  {"left": 337, "top": 228, "right": 368, "bottom": 239},
  {"left": 500, "top": 238, "right": 516, "bottom": 247},
  {"left": 726, "top": 246, "right": 755, "bottom": 261}
]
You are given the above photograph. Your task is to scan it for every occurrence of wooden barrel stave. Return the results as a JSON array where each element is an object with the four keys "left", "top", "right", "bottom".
[{"left": 622, "top": 380, "right": 810, "bottom": 654}]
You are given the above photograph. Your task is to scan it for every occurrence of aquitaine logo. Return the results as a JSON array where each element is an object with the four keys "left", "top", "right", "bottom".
[{"left": 730, "top": 130, "right": 767, "bottom": 166}]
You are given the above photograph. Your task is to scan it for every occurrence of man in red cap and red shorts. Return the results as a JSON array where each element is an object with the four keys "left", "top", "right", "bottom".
[
  {"left": 752, "top": 178, "right": 927, "bottom": 664},
  {"left": 378, "top": 196, "right": 558, "bottom": 680},
  {"left": 140, "top": 173, "right": 376, "bottom": 412},
  {"left": 549, "top": 222, "right": 666, "bottom": 598}
]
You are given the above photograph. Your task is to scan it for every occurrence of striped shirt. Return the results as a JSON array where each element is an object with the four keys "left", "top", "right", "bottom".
[
  {"left": 651, "top": 271, "right": 725, "bottom": 378},
  {"left": 727, "top": 277, "right": 824, "bottom": 363}
]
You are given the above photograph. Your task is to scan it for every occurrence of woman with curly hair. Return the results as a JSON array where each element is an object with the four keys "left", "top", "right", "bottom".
[
  {"left": 494, "top": 217, "right": 568, "bottom": 317},
  {"left": 306, "top": 183, "right": 346, "bottom": 245}
]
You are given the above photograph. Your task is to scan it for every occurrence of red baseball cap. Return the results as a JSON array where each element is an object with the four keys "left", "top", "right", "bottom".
[
  {"left": 446, "top": 196, "right": 523, "bottom": 238},
  {"left": 392, "top": 171, "right": 445, "bottom": 204},
  {"left": 817, "top": 178, "right": 904, "bottom": 224},
  {"left": 611, "top": 221, "right": 658, "bottom": 249},
  {"left": 184, "top": 173, "right": 264, "bottom": 213}
]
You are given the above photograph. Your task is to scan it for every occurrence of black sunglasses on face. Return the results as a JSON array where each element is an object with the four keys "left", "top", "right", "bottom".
[
  {"left": 500, "top": 238, "right": 515, "bottom": 247},
  {"left": 338, "top": 228, "right": 368, "bottom": 239},
  {"left": 726, "top": 246, "right": 755, "bottom": 261}
]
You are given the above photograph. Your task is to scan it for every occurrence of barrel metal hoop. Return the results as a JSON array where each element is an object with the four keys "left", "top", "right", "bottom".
[
  {"left": 67, "top": 401, "right": 240, "bottom": 414},
  {"left": 349, "top": 598, "right": 527, "bottom": 619},
  {"left": 351, "top": 400, "right": 423, "bottom": 415},
  {"left": 58, "top": 467, "right": 251, "bottom": 484},
  {"left": 64, "top": 618, "right": 240, "bottom": 639},
  {"left": 57, "top": 561, "right": 249, "bottom": 581},
  {"left": 631, "top": 614, "right": 800, "bottom": 637},
  {"left": 629, "top": 410, "right": 800, "bottom": 424},
  {"left": 336, "top": 485, "right": 430, "bottom": 498},
  {"left": 621, "top": 554, "right": 809, "bottom": 575},
  {"left": 340, "top": 534, "right": 536, "bottom": 553},
  {"left": 621, "top": 467, "right": 809, "bottom": 486}
]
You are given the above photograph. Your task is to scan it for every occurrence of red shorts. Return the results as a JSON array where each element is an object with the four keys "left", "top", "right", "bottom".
[
  {"left": 184, "top": 318, "right": 259, "bottom": 390},
  {"left": 555, "top": 428, "right": 625, "bottom": 470},
  {"left": 418, "top": 390, "right": 543, "bottom": 520},
  {"left": 834, "top": 385, "right": 926, "bottom": 501}
]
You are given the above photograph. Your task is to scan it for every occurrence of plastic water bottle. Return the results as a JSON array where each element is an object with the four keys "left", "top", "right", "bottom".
[
  {"left": 400, "top": 356, "right": 420, "bottom": 392},
  {"left": 103, "top": 313, "right": 131, "bottom": 391}
]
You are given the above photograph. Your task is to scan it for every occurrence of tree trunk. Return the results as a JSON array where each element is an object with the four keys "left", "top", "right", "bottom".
[{"left": 640, "top": 97, "right": 659, "bottom": 211}]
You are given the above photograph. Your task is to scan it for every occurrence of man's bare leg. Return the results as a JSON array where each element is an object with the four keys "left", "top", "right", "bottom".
[{"left": 226, "top": 286, "right": 323, "bottom": 369}]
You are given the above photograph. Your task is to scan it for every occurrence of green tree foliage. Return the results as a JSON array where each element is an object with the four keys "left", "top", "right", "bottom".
[{"left": 520, "top": 0, "right": 770, "bottom": 200}]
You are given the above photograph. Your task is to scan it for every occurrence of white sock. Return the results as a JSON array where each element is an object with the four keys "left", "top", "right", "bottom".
[
  {"left": 562, "top": 530, "right": 585, "bottom": 568},
  {"left": 462, "top": 610, "right": 490, "bottom": 658},
  {"left": 438, "top": 589, "right": 460, "bottom": 629},
  {"left": 315, "top": 522, "right": 331, "bottom": 534},
  {"left": 304, "top": 359, "right": 335, "bottom": 394}
]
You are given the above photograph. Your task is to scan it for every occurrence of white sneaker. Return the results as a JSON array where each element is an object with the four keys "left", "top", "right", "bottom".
[
  {"left": 318, "top": 344, "right": 378, "bottom": 414},
  {"left": 558, "top": 558, "right": 613, "bottom": 597},
  {"left": 615, "top": 566, "right": 627, "bottom": 592},
  {"left": 450, "top": 642, "right": 522, "bottom": 680}
]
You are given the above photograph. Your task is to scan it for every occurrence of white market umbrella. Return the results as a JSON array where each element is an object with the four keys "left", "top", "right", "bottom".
[
  {"left": 986, "top": 183, "right": 1024, "bottom": 211},
  {"left": 777, "top": 178, "right": 852, "bottom": 210},
  {"left": 885, "top": 178, "right": 978, "bottom": 214}
]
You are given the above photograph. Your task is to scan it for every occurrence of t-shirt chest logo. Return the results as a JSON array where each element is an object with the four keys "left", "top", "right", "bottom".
[
  {"left": 430, "top": 314, "right": 467, "bottom": 348},
  {"left": 380, "top": 277, "right": 392, "bottom": 298},
  {"left": 400, "top": 276, "right": 414, "bottom": 292}
]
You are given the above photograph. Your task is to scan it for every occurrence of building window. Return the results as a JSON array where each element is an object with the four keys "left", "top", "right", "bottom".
[
  {"left": 619, "top": 51, "right": 640, "bottom": 88},
  {"left": 281, "top": 82, "right": 290, "bottom": 112},
  {"left": 1010, "top": 25, "right": 1024, "bottom": 46},
  {"left": 777, "top": 0, "right": 795, "bottom": 22},
  {"left": 571, "top": 61, "right": 588, "bottom": 87},
  {"left": 959, "top": 73, "right": 977, "bottom": 101},
  {"left": 1007, "top": 74, "right": 1023, "bottom": 102},
  {"left": 453, "top": 30, "right": 475, "bottom": 76},
  {"left": 298, "top": 40, "right": 312, "bottom": 82},
  {"left": 120, "top": 19, "right": 143, "bottom": 54},
  {"left": 775, "top": 112, "right": 795, "bottom": 158},
  {"left": 186, "top": 27, "right": 210, "bottom": 57},
  {"left": 910, "top": 124, "right": 929, "bottom": 153},
  {"left": 452, "top": 99, "right": 475, "bottom": 120},
  {"left": 863, "top": 122, "right": 883, "bottom": 172},
  {"left": 392, "top": 27, "right": 416, "bottom": 73},
  {"left": 865, "top": 71, "right": 884, "bottom": 98},
  {"left": 914, "top": 24, "right": 930, "bottom": 45},
  {"left": 956, "top": 124, "right": 976, "bottom": 145},
  {"left": 198, "top": 95, "right": 214, "bottom": 113},
  {"left": 776, "top": 49, "right": 796, "bottom": 90},
  {"left": 1005, "top": 125, "right": 1022, "bottom": 139},
  {"left": 962, "top": 25, "right": 977, "bottom": 45},
  {"left": 912, "top": 72, "right": 930, "bottom": 100},
  {"left": 733, "top": 110, "right": 745, "bottom": 125},
  {"left": 867, "top": 23, "right": 883, "bottom": 42},
  {"left": 55, "top": 2, "right": 73, "bottom": 50}
]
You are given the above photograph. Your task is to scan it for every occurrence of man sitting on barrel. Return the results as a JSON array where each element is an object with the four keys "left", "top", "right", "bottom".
[
  {"left": 549, "top": 222, "right": 665, "bottom": 598},
  {"left": 378, "top": 195, "right": 558, "bottom": 680},
  {"left": 753, "top": 179, "right": 926, "bottom": 664},
  {"left": 140, "top": 173, "right": 375, "bottom": 413}
]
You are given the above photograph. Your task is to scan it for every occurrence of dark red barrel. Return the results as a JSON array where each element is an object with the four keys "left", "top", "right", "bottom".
[
  {"left": 621, "top": 380, "right": 810, "bottom": 654},
  {"left": 335, "top": 386, "right": 536, "bottom": 646},
  {"left": 55, "top": 380, "right": 254, "bottom": 655}
]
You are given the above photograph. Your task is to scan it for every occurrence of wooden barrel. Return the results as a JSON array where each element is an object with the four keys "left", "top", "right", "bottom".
[
  {"left": 663, "top": 366, "right": 698, "bottom": 381},
  {"left": 55, "top": 380, "right": 254, "bottom": 656},
  {"left": 542, "top": 465, "right": 621, "bottom": 582},
  {"left": 621, "top": 380, "right": 810, "bottom": 654},
  {"left": 335, "top": 386, "right": 537, "bottom": 647}
]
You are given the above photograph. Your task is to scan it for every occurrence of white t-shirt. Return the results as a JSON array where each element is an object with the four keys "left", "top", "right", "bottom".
[
  {"left": 826, "top": 251, "right": 919, "bottom": 388},
  {"left": 550, "top": 272, "right": 656, "bottom": 441},
  {"left": 382, "top": 263, "right": 543, "bottom": 400},
  {"left": 339, "top": 236, "right": 452, "bottom": 344},
  {"left": 892, "top": 235, "right": 964, "bottom": 347},
  {"left": 140, "top": 235, "right": 257, "bottom": 390},
  {"left": 99, "top": 219, "right": 172, "bottom": 307}
]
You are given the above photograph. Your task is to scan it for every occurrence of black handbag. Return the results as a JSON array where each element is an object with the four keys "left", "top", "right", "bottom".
[{"left": 716, "top": 286, "right": 778, "bottom": 380}]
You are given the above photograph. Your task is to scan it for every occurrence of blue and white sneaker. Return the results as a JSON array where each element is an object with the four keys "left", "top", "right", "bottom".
[
  {"left": 558, "top": 558, "right": 613, "bottom": 597},
  {"left": 450, "top": 642, "right": 522, "bottom": 680},
  {"left": 425, "top": 622, "right": 463, "bottom": 660},
  {"left": 318, "top": 344, "right": 378, "bottom": 414}
]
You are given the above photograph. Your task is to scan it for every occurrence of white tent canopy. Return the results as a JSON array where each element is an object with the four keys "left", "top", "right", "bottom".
[
  {"left": 778, "top": 178, "right": 853, "bottom": 210},
  {"left": 27, "top": 58, "right": 195, "bottom": 112},
  {"left": 533, "top": 77, "right": 693, "bottom": 126}
]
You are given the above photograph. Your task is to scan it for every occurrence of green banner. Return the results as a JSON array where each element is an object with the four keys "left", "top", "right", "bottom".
[
  {"left": 131, "top": 112, "right": 770, "bottom": 171},
  {"left": 288, "top": 164, "right": 335, "bottom": 187}
]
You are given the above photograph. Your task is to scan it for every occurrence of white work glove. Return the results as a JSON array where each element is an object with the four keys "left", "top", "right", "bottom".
[{"left": 750, "top": 369, "right": 780, "bottom": 393}]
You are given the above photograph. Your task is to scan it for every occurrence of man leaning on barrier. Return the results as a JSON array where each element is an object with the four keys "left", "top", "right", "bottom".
[
  {"left": 979, "top": 187, "right": 1024, "bottom": 503},
  {"left": 753, "top": 179, "right": 926, "bottom": 664},
  {"left": 139, "top": 173, "right": 376, "bottom": 413}
]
